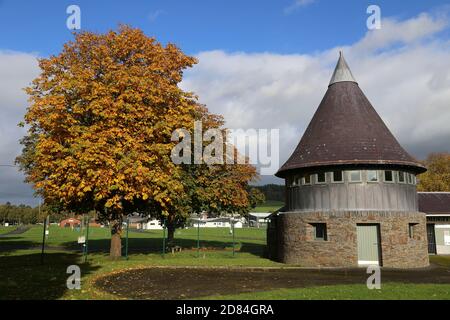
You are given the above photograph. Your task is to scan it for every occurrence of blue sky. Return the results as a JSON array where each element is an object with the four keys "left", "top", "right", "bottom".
[{"left": 0, "top": 0, "right": 449, "bottom": 56}]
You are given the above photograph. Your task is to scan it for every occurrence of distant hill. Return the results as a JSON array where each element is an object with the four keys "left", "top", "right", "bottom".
[{"left": 253, "top": 184, "right": 285, "bottom": 202}]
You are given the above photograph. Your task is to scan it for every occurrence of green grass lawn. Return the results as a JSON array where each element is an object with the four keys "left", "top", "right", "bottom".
[
  {"left": 0, "top": 225, "right": 281, "bottom": 299},
  {"left": 430, "top": 255, "right": 450, "bottom": 268},
  {"left": 251, "top": 200, "right": 284, "bottom": 213},
  {"left": 0, "top": 225, "right": 268, "bottom": 254},
  {"left": 0, "top": 249, "right": 285, "bottom": 300},
  {"left": 0, "top": 226, "right": 16, "bottom": 235},
  {"left": 1, "top": 225, "right": 450, "bottom": 300},
  {"left": 200, "top": 283, "right": 450, "bottom": 300}
]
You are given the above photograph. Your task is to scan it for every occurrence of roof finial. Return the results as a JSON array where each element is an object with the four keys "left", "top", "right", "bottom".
[{"left": 329, "top": 51, "right": 357, "bottom": 86}]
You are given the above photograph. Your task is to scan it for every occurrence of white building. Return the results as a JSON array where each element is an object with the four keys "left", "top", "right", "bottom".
[
  {"left": 248, "top": 212, "right": 272, "bottom": 228},
  {"left": 140, "top": 219, "right": 163, "bottom": 230},
  {"left": 419, "top": 192, "right": 450, "bottom": 255},
  {"left": 191, "top": 217, "right": 243, "bottom": 228},
  {"left": 128, "top": 216, "right": 163, "bottom": 230}
]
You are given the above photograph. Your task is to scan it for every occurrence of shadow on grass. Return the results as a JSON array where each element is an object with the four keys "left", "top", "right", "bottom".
[
  {"left": 0, "top": 252, "right": 100, "bottom": 300},
  {"left": 0, "top": 238, "right": 39, "bottom": 252},
  {"left": 0, "top": 229, "right": 267, "bottom": 258},
  {"left": 63, "top": 237, "right": 267, "bottom": 257}
]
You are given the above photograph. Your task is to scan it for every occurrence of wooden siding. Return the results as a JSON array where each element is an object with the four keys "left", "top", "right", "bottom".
[{"left": 287, "top": 170, "right": 418, "bottom": 212}]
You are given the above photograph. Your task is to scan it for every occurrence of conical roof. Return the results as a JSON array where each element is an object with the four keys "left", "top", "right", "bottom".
[{"left": 276, "top": 53, "right": 426, "bottom": 178}]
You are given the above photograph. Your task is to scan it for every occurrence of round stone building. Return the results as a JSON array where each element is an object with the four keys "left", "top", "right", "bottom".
[{"left": 267, "top": 53, "right": 429, "bottom": 268}]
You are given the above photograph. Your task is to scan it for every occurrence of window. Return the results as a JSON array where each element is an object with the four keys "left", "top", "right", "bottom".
[
  {"left": 311, "top": 223, "right": 327, "bottom": 241},
  {"left": 332, "top": 171, "right": 343, "bottom": 183},
  {"left": 302, "top": 174, "right": 311, "bottom": 185},
  {"left": 316, "top": 172, "right": 326, "bottom": 184},
  {"left": 292, "top": 176, "right": 300, "bottom": 186},
  {"left": 384, "top": 170, "right": 394, "bottom": 183},
  {"left": 289, "top": 177, "right": 296, "bottom": 187},
  {"left": 349, "top": 170, "right": 362, "bottom": 182},
  {"left": 407, "top": 173, "right": 415, "bottom": 185},
  {"left": 398, "top": 171, "right": 406, "bottom": 183},
  {"left": 409, "top": 223, "right": 418, "bottom": 238},
  {"left": 367, "top": 170, "right": 378, "bottom": 182}
]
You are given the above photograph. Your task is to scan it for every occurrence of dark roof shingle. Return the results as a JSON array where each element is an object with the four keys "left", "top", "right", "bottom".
[
  {"left": 418, "top": 192, "right": 450, "bottom": 214},
  {"left": 276, "top": 58, "right": 425, "bottom": 177}
]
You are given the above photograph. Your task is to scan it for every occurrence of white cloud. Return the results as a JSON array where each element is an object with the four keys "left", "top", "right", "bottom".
[
  {"left": 353, "top": 13, "right": 448, "bottom": 53},
  {"left": 0, "top": 51, "right": 40, "bottom": 205},
  {"left": 284, "top": 0, "right": 316, "bottom": 14},
  {"left": 181, "top": 12, "right": 450, "bottom": 182}
]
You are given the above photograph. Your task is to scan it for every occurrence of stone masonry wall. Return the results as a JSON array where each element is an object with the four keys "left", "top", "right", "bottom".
[{"left": 273, "top": 211, "right": 429, "bottom": 268}]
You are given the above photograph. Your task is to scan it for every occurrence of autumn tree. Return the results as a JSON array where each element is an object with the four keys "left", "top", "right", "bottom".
[
  {"left": 158, "top": 105, "right": 261, "bottom": 245},
  {"left": 248, "top": 188, "right": 266, "bottom": 210},
  {"left": 17, "top": 26, "right": 199, "bottom": 258},
  {"left": 17, "top": 26, "right": 260, "bottom": 257},
  {"left": 417, "top": 152, "right": 450, "bottom": 191}
]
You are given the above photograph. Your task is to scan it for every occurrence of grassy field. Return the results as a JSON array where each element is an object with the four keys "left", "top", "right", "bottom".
[
  {"left": 1, "top": 225, "right": 449, "bottom": 300},
  {"left": 0, "top": 225, "right": 268, "bottom": 255},
  {"left": 200, "top": 283, "right": 450, "bottom": 300},
  {"left": 0, "top": 225, "right": 280, "bottom": 300},
  {"left": 0, "top": 226, "right": 16, "bottom": 235},
  {"left": 250, "top": 200, "right": 284, "bottom": 213}
]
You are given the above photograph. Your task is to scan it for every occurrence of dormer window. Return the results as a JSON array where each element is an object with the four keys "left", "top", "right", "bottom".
[
  {"left": 302, "top": 174, "right": 311, "bottom": 185},
  {"left": 332, "top": 171, "right": 344, "bottom": 183},
  {"left": 384, "top": 170, "right": 394, "bottom": 183},
  {"left": 367, "top": 170, "right": 378, "bottom": 182},
  {"left": 316, "top": 172, "right": 326, "bottom": 184},
  {"left": 407, "top": 173, "right": 416, "bottom": 185},
  {"left": 349, "top": 171, "right": 362, "bottom": 183},
  {"left": 398, "top": 171, "right": 406, "bottom": 183}
]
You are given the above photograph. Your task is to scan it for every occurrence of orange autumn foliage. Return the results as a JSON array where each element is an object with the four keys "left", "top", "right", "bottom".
[
  {"left": 19, "top": 26, "right": 198, "bottom": 214},
  {"left": 17, "top": 26, "right": 260, "bottom": 256}
]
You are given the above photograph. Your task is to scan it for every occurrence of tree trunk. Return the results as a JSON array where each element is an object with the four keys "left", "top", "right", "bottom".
[
  {"left": 110, "top": 219, "right": 122, "bottom": 259},
  {"left": 167, "top": 221, "right": 176, "bottom": 249}
]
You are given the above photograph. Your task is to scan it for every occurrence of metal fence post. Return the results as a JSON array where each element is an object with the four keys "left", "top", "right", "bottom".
[
  {"left": 197, "top": 219, "right": 200, "bottom": 258},
  {"left": 40, "top": 216, "right": 47, "bottom": 265},
  {"left": 125, "top": 217, "right": 129, "bottom": 260},
  {"left": 232, "top": 218, "right": 235, "bottom": 257},
  {"left": 162, "top": 219, "right": 166, "bottom": 258},
  {"left": 84, "top": 215, "right": 90, "bottom": 263}
]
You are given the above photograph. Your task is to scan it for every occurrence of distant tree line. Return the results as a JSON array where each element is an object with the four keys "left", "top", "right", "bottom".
[
  {"left": 0, "top": 203, "right": 41, "bottom": 225},
  {"left": 253, "top": 184, "right": 285, "bottom": 202},
  {"left": 0, "top": 202, "right": 62, "bottom": 225}
]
